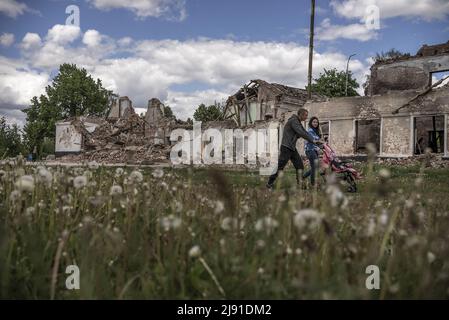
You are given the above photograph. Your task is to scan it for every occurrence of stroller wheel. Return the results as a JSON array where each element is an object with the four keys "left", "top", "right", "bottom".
[{"left": 345, "top": 173, "right": 357, "bottom": 193}]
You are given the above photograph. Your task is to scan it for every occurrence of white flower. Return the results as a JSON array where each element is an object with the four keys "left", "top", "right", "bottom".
[
  {"left": 293, "top": 209, "right": 322, "bottom": 231},
  {"left": 73, "top": 175, "right": 88, "bottom": 189},
  {"left": 255, "top": 216, "right": 279, "bottom": 234},
  {"left": 188, "top": 245, "right": 201, "bottom": 258},
  {"left": 129, "top": 170, "right": 143, "bottom": 183},
  {"left": 152, "top": 168, "right": 164, "bottom": 178},
  {"left": 15, "top": 175, "right": 34, "bottom": 192},
  {"left": 9, "top": 190, "right": 21, "bottom": 202},
  {"left": 214, "top": 200, "right": 225, "bottom": 214},
  {"left": 110, "top": 185, "right": 123, "bottom": 196}
]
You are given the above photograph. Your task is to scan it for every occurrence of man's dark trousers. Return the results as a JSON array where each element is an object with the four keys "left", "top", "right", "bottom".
[{"left": 267, "top": 145, "right": 304, "bottom": 187}]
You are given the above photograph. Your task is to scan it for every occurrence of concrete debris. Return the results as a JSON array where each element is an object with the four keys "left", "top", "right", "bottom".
[{"left": 56, "top": 97, "right": 186, "bottom": 164}]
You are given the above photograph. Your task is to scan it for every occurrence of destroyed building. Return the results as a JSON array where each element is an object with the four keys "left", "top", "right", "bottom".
[
  {"left": 224, "top": 79, "right": 323, "bottom": 126},
  {"left": 304, "top": 41, "right": 449, "bottom": 159}
]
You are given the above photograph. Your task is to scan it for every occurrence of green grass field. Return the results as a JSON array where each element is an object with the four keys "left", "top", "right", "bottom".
[{"left": 1, "top": 158, "right": 449, "bottom": 299}]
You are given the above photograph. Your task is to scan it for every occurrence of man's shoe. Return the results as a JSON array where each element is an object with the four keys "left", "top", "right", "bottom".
[{"left": 266, "top": 183, "right": 274, "bottom": 190}]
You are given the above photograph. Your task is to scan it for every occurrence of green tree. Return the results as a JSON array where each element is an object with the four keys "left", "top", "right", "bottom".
[
  {"left": 0, "top": 116, "right": 25, "bottom": 158},
  {"left": 307, "top": 68, "right": 360, "bottom": 97},
  {"left": 22, "top": 63, "right": 113, "bottom": 154},
  {"left": 163, "top": 105, "right": 175, "bottom": 119},
  {"left": 193, "top": 103, "right": 224, "bottom": 122}
]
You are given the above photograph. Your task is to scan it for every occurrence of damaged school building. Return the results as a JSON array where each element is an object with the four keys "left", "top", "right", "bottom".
[{"left": 55, "top": 41, "right": 449, "bottom": 164}]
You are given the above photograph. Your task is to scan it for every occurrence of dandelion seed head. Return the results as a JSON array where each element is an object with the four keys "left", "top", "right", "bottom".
[
  {"left": 129, "top": 170, "right": 143, "bottom": 183},
  {"left": 152, "top": 168, "right": 164, "bottom": 178},
  {"left": 160, "top": 214, "right": 182, "bottom": 231},
  {"left": 221, "top": 217, "right": 238, "bottom": 231},
  {"left": 110, "top": 185, "right": 123, "bottom": 196},
  {"left": 293, "top": 209, "right": 322, "bottom": 231},
  {"left": 256, "top": 239, "right": 266, "bottom": 248},
  {"left": 15, "top": 175, "right": 34, "bottom": 192},
  {"left": 427, "top": 251, "right": 436, "bottom": 264},
  {"left": 379, "top": 168, "right": 391, "bottom": 179},
  {"left": 379, "top": 210, "right": 389, "bottom": 225},
  {"left": 73, "top": 175, "right": 87, "bottom": 189},
  {"left": 88, "top": 161, "right": 99, "bottom": 170},
  {"left": 188, "top": 245, "right": 201, "bottom": 258},
  {"left": 115, "top": 167, "right": 124, "bottom": 176},
  {"left": 9, "top": 190, "right": 21, "bottom": 202},
  {"left": 214, "top": 200, "right": 225, "bottom": 214},
  {"left": 278, "top": 194, "right": 287, "bottom": 202},
  {"left": 405, "top": 199, "right": 414, "bottom": 209},
  {"left": 255, "top": 217, "right": 279, "bottom": 234},
  {"left": 37, "top": 167, "right": 52, "bottom": 185}
]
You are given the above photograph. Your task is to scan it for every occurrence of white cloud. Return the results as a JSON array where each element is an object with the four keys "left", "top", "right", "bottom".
[
  {"left": 87, "top": 0, "right": 187, "bottom": 21},
  {"left": 1, "top": 25, "right": 371, "bottom": 125},
  {"left": 46, "top": 24, "right": 81, "bottom": 44},
  {"left": 83, "top": 29, "right": 102, "bottom": 47},
  {"left": 316, "top": 18, "right": 378, "bottom": 42},
  {"left": 0, "top": 33, "right": 15, "bottom": 47},
  {"left": 0, "top": 0, "right": 28, "bottom": 18},
  {"left": 331, "top": 0, "right": 449, "bottom": 21},
  {"left": 20, "top": 33, "right": 42, "bottom": 50},
  {"left": 0, "top": 56, "right": 50, "bottom": 127},
  {"left": 165, "top": 89, "right": 229, "bottom": 120}
]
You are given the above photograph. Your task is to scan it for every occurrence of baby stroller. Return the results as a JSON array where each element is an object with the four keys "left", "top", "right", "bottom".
[{"left": 319, "top": 143, "right": 361, "bottom": 192}]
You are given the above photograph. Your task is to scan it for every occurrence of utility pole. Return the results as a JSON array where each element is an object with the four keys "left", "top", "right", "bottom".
[
  {"left": 307, "top": 0, "right": 315, "bottom": 99},
  {"left": 345, "top": 53, "right": 356, "bottom": 96}
]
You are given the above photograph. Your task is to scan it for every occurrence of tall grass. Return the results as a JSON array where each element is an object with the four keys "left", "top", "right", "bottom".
[{"left": 0, "top": 156, "right": 449, "bottom": 299}]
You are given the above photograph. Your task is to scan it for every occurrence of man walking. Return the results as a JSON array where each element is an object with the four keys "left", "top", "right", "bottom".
[{"left": 266, "top": 108, "right": 319, "bottom": 189}]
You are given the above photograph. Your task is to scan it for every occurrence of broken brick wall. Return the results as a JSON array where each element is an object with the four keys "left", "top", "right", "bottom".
[{"left": 368, "top": 54, "right": 449, "bottom": 95}]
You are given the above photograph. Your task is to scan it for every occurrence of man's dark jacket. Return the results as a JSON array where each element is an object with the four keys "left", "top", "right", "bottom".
[{"left": 281, "top": 114, "right": 314, "bottom": 151}]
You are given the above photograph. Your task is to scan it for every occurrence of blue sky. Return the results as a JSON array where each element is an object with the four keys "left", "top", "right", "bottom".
[{"left": 1, "top": 0, "right": 448, "bottom": 125}]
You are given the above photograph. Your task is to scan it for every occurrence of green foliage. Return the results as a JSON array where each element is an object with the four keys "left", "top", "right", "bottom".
[
  {"left": 163, "top": 105, "right": 174, "bottom": 119},
  {"left": 0, "top": 117, "right": 25, "bottom": 158},
  {"left": 307, "top": 68, "right": 360, "bottom": 97},
  {"left": 374, "top": 48, "right": 410, "bottom": 63},
  {"left": 193, "top": 103, "right": 224, "bottom": 122},
  {"left": 22, "top": 63, "right": 113, "bottom": 154}
]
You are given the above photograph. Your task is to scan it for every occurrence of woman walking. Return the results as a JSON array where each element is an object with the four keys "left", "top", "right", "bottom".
[{"left": 303, "top": 117, "right": 322, "bottom": 187}]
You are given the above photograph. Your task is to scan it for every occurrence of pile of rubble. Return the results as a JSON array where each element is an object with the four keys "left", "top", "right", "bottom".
[
  {"left": 376, "top": 154, "right": 449, "bottom": 168},
  {"left": 59, "top": 114, "right": 172, "bottom": 164}
]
